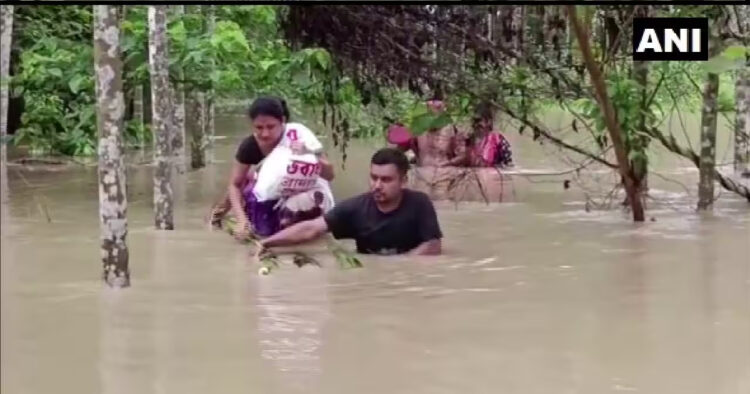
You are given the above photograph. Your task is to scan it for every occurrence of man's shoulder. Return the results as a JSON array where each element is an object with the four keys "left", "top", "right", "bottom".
[
  {"left": 336, "top": 192, "right": 372, "bottom": 209},
  {"left": 404, "top": 189, "right": 433, "bottom": 206}
]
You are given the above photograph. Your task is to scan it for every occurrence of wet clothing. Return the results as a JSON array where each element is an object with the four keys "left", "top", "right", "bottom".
[
  {"left": 323, "top": 189, "right": 442, "bottom": 255},
  {"left": 467, "top": 132, "right": 513, "bottom": 168},
  {"left": 210, "top": 124, "right": 332, "bottom": 236}
]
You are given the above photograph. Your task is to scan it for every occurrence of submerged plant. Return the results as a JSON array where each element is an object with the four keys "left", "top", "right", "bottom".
[{"left": 223, "top": 216, "right": 363, "bottom": 274}]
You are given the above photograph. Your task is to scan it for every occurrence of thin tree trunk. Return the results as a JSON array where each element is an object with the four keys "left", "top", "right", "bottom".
[
  {"left": 188, "top": 91, "right": 205, "bottom": 169},
  {"left": 566, "top": 11, "right": 574, "bottom": 66},
  {"left": 511, "top": 6, "right": 523, "bottom": 59},
  {"left": 119, "top": 6, "right": 134, "bottom": 125},
  {"left": 1, "top": 5, "right": 14, "bottom": 210},
  {"left": 732, "top": 5, "right": 750, "bottom": 175},
  {"left": 645, "top": 124, "right": 750, "bottom": 201},
  {"left": 567, "top": 5, "right": 645, "bottom": 222},
  {"left": 547, "top": 6, "right": 566, "bottom": 98},
  {"left": 1, "top": 5, "right": 13, "bottom": 164},
  {"left": 629, "top": 5, "right": 651, "bottom": 205},
  {"left": 736, "top": 67, "right": 750, "bottom": 175},
  {"left": 698, "top": 73, "right": 720, "bottom": 210},
  {"left": 148, "top": 5, "right": 174, "bottom": 230},
  {"left": 499, "top": 6, "right": 514, "bottom": 61},
  {"left": 171, "top": 5, "right": 186, "bottom": 174},
  {"left": 697, "top": 16, "right": 724, "bottom": 211},
  {"left": 94, "top": 5, "right": 130, "bottom": 288},
  {"left": 486, "top": 6, "right": 493, "bottom": 42},
  {"left": 143, "top": 34, "right": 153, "bottom": 126},
  {"left": 133, "top": 85, "right": 144, "bottom": 145},
  {"left": 545, "top": 6, "right": 565, "bottom": 63},
  {"left": 533, "top": 6, "right": 546, "bottom": 54},
  {"left": 202, "top": 4, "right": 216, "bottom": 164},
  {"left": 143, "top": 82, "right": 152, "bottom": 126}
]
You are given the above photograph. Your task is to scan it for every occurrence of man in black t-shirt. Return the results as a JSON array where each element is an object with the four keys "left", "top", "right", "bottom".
[{"left": 259, "top": 148, "right": 442, "bottom": 255}]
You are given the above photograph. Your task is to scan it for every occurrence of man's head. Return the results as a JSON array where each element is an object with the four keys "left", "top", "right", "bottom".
[{"left": 369, "top": 148, "right": 410, "bottom": 204}]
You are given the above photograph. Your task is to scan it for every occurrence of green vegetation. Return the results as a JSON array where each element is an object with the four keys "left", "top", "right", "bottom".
[{"left": 5, "top": 5, "right": 748, "bottom": 163}]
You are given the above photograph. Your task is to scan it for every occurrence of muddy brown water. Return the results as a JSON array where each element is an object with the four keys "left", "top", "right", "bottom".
[{"left": 2, "top": 112, "right": 749, "bottom": 394}]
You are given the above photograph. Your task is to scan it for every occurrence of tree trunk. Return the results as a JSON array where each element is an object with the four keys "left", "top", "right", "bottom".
[
  {"left": 499, "top": 6, "right": 514, "bottom": 62},
  {"left": 148, "top": 5, "right": 174, "bottom": 230},
  {"left": 697, "top": 16, "right": 724, "bottom": 211},
  {"left": 511, "top": 6, "right": 523, "bottom": 58},
  {"left": 628, "top": 5, "right": 651, "bottom": 206},
  {"left": 133, "top": 84, "right": 144, "bottom": 146},
  {"left": 142, "top": 34, "right": 153, "bottom": 126},
  {"left": 93, "top": 5, "right": 130, "bottom": 288},
  {"left": 1, "top": 5, "right": 13, "bottom": 163},
  {"left": 736, "top": 67, "right": 750, "bottom": 175},
  {"left": 1, "top": 5, "right": 13, "bottom": 209},
  {"left": 697, "top": 73, "right": 720, "bottom": 210},
  {"left": 202, "top": 4, "right": 216, "bottom": 164},
  {"left": 143, "top": 81, "right": 152, "bottom": 126},
  {"left": 732, "top": 5, "right": 749, "bottom": 175},
  {"left": 486, "top": 6, "right": 493, "bottom": 42},
  {"left": 546, "top": 6, "right": 566, "bottom": 98},
  {"left": 533, "top": 6, "right": 546, "bottom": 54},
  {"left": 171, "top": 5, "right": 186, "bottom": 174},
  {"left": 188, "top": 91, "right": 205, "bottom": 169},
  {"left": 545, "top": 6, "right": 566, "bottom": 63},
  {"left": 567, "top": 5, "right": 645, "bottom": 222}
]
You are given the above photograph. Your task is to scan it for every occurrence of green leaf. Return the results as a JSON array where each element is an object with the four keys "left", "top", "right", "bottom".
[
  {"left": 168, "top": 22, "right": 187, "bottom": 44},
  {"left": 314, "top": 49, "right": 330, "bottom": 70},
  {"left": 68, "top": 75, "right": 86, "bottom": 94},
  {"left": 429, "top": 113, "right": 452, "bottom": 130},
  {"left": 409, "top": 113, "right": 436, "bottom": 135},
  {"left": 259, "top": 59, "right": 277, "bottom": 72},
  {"left": 704, "top": 54, "right": 743, "bottom": 74},
  {"left": 49, "top": 68, "right": 63, "bottom": 78},
  {"left": 723, "top": 45, "right": 748, "bottom": 61}
]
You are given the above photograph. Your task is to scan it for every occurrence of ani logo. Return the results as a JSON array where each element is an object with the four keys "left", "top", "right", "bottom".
[{"left": 633, "top": 17, "right": 709, "bottom": 61}]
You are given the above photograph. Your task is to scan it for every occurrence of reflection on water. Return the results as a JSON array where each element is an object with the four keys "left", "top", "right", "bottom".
[
  {"left": 256, "top": 266, "right": 330, "bottom": 392},
  {"left": 1, "top": 112, "right": 749, "bottom": 394}
]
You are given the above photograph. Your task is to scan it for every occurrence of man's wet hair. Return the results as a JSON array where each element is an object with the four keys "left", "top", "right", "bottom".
[{"left": 371, "top": 147, "right": 410, "bottom": 176}]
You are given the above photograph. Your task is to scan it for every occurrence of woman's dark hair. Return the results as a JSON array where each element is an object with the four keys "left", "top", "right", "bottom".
[
  {"left": 473, "top": 101, "right": 494, "bottom": 122},
  {"left": 371, "top": 147, "right": 410, "bottom": 176},
  {"left": 248, "top": 96, "right": 290, "bottom": 121}
]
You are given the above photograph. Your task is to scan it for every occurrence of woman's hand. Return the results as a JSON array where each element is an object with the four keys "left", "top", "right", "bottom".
[
  {"left": 234, "top": 218, "right": 252, "bottom": 242},
  {"left": 289, "top": 140, "right": 307, "bottom": 155}
]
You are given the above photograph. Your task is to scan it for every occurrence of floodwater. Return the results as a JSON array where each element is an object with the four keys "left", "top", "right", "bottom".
[{"left": 2, "top": 112, "right": 749, "bottom": 394}]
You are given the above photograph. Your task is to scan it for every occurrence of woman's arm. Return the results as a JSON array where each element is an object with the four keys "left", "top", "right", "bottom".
[
  {"left": 317, "top": 153, "right": 335, "bottom": 181},
  {"left": 227, "top": 161, "right": 251, "bottom": 224}
]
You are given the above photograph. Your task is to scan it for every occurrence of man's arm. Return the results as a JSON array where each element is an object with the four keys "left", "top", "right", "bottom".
[
  {"left": 259, "top": 216, "right": 329, "bottom": 248},
  {"left": 412, "top": 193, "right": 444, "bottom": 255},
  {"left": 409, "top": 238, "right": 442, "bottom": 255}
]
